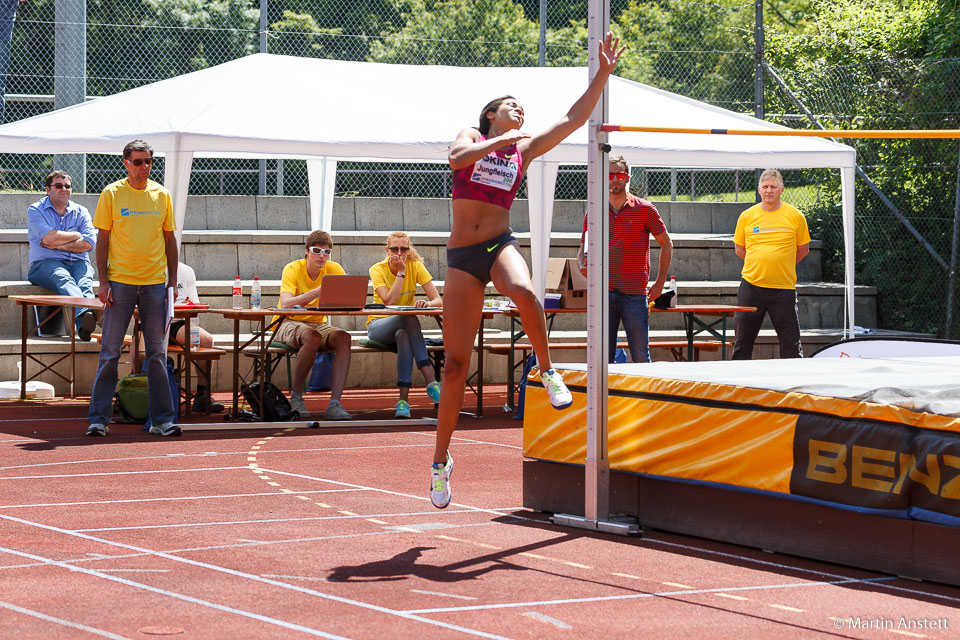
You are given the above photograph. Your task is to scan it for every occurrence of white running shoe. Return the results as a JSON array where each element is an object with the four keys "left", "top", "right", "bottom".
[
  {"left": 540, "top": 368, "right": 573, "bottom": 409},
  {"left": 429, "top": 451, "right": 454, "bottom": 509}
]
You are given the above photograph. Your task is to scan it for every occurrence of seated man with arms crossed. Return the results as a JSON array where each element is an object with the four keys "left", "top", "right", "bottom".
[
  {"left": 275, "top": 231, "right": 353, "bottom": 420},
  {"left": 27, "top": 170, "right": 98, "bottom": 340}
]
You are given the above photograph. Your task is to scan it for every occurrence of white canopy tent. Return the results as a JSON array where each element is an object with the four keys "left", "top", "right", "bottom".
[{"left": 0, "top": 53, "right": 857, "bottom": 329}]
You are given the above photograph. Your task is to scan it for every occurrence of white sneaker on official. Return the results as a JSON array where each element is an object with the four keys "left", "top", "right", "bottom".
[
  {"left": 429, "top": 451, "right": 454, "bottom": 509},
  {"left": 540, "top": 368, "right": 573, "bottom": 409}
]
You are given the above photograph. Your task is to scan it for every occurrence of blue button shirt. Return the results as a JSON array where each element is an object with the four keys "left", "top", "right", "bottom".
[{"left": 27, "top": 196, "right": 96, "bottom": 266}]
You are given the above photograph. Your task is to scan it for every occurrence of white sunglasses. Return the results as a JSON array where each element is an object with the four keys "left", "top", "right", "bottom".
[{"left": 308, "top": 247, "right": 332, "bottom": 256}]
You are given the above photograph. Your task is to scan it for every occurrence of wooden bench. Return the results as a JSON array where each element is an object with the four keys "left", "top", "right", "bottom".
[{"left": 240, "top": 338, "right": 445, "bottom": 392}]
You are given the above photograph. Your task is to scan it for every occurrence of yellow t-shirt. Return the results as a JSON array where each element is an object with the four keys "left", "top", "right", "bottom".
[
  {"left": 277, "top": 258, "right": 346, "bottom": 324},
  {"left": 366, "top": 259, "right": 433, "bottom": 328},
  {"left": 734, "top": 202, "right": 811, "bottom": 290},
  {"left": 93, "top": 178, "right": 176, "bottom": 285}
]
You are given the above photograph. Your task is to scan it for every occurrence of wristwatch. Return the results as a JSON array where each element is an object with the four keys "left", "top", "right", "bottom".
[{"left": 397, "top": 272, "right": 405, "bottom": 278}]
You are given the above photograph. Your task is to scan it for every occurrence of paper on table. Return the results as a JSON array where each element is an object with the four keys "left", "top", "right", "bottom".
[{"left": 165, "top": 287, "right": 174, "bottom": 333}]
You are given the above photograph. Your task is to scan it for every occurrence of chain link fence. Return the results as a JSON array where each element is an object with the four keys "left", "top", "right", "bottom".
[
  {"left": 766, "top": 59, "right": 960, "bottom": 337},
  {"left": 1, "top": 1, "right": 958, "bottom": 336}
]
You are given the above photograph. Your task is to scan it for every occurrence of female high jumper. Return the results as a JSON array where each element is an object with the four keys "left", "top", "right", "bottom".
[{"left": 430, "top": 32, "right": 625, "bottom": 508}]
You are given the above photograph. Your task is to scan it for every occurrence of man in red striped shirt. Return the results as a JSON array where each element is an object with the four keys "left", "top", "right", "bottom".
[{"left": 578, "top": 156, "right": 673, "bottom": 363}]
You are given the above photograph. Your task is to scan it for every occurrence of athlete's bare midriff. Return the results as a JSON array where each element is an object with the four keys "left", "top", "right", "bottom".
[{"left": 448, "top": 199, "right": 512, "bottom": 248}]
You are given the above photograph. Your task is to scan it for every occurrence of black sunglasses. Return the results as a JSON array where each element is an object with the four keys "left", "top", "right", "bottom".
[
  {"left": 50, "top": 182, "right": 72, "bottom": 190},
  {"left": 127, "top": 157, "right": 154, "bottom": 167},
  {"left": 388, "top": 246, "right": 411, "bottom": 253}
]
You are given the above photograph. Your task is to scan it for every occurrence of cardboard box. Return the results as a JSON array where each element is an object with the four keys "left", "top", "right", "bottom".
[{"left": 545, "top": 257, "right": 587, "bottom": 308}]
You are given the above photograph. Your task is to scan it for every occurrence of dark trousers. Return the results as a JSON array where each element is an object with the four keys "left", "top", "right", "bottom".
[{"left": 733, "top": 280, "right": 803, "bottom": 360}]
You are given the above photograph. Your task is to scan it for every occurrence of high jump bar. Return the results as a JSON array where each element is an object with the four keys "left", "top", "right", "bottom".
[{"left": 600, "top": 124, "right": 960, "bottom": 139}]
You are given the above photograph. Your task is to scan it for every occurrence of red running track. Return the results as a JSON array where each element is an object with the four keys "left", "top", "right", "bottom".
[{"left": 0, "top": 388, "right": 958, "bottom": 639}]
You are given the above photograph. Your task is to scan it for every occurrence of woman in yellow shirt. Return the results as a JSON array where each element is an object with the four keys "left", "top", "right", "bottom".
[{"left": 367, "top": 232, "right": 442, "bottom": 418}]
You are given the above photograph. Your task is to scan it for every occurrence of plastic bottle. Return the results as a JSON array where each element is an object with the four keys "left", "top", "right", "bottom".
[
  {"left": 667, "top": 275, "right": 678, "bottom": 308},
  {"left": 189, "top": 322, "right": 200, "bottom": 349},
  {"left": 250, "top": 276, "right": 262, "bottom": 310},
  {"left": 232, "top": 276, "right": 242, "bottom": 310}
]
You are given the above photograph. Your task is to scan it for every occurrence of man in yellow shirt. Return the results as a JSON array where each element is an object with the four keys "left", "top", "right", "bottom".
[
  {"left": 275, "top": 230, "right": 353, "bottom": 420},
  {"left": 86, "top": 140, "right": 179, "bottom": 437},
  {"left": 732, "top": 169, "right": 810, "bottom": 359}
]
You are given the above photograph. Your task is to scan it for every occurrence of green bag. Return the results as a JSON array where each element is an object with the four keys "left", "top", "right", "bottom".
[{"left": 115, "top": 373, "right": 150, "bottom": 422}]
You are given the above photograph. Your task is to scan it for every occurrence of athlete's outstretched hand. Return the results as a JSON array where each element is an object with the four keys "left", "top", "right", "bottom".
[{"left": 599, "top": 32, "right": 625, "bottom": 75}]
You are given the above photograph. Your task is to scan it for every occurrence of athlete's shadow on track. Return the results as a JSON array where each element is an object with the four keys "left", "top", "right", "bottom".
[{"left": 326, "top": 546, "right": 527, "bottom": 583}]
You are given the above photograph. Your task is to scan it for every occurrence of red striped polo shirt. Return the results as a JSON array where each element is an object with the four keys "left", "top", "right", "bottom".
[{"left": 580, "top": 192, "right": 666, "bottom": 295}]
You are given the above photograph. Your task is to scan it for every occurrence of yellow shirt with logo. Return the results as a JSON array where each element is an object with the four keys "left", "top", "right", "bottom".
[
  {"left": 93, "top": 178, "right": 176, "bottom": 285},
  {"left": 277, "top": 258, "right": 346, "bottom": 324},
  {"left": 366, "top": 259, "right": 433, "bottom": 328},
  {"left": 734, "top": 202, "right": 811, "bottom": 290}
]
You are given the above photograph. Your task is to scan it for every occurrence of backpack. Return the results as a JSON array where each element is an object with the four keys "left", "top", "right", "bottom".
[
  {"left": 242, "top": 381, "right": 296, "bottom": 421},
  {"left": 115, "top": 374, "right": 150, "bottom": 422}
]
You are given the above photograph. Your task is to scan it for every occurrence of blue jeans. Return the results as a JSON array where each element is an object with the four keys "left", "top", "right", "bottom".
[
  {"left": 0, "top": 0, "right": 19, "bottom": 124},
  {"left": 610, "top": 290, "right": 650, "bottom": 364},
  {"left": 368, "top": 315, "right": 430, "bottom": 387},
  {"left": 88, "top": 282, "right": 175, "bottom": 426},
  {"left": 28, "top": 258, "right": 95, "bottom": 329}
]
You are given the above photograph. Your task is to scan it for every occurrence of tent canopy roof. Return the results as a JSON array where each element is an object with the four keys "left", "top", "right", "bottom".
[{"left": 0, "top": 54, "right": 855, "bottom": 169}]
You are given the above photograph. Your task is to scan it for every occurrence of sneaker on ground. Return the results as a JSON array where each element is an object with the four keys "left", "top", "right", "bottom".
[
  {"left": 149, "top": 422, "right": 182, "bottom": 437},
  {"left": 395, "top": 399, "right": 411, "bottom": 418},
  {"left": 192, "top": 393, "right": 224, "bottom": 413},
  {"left": 541, "top": 368, "right": 573, "bottom": 409},
  {"left": 85, "top": 423, "right": 108, "bottom": 437},
  {"left": 429, "top": 451, "right": 454, "bottom": 509},
  {"left": 426, "top": 380, "right": 441, "bottom": 403},
  {"left": 324, "top": 401, "right": 351, "bottom": 420},
  {"left": 77, "top": 310, "right": 97, "bottom": 342},
  {"left": 288, "top": 395, "right": 307, "bottom": 415}
]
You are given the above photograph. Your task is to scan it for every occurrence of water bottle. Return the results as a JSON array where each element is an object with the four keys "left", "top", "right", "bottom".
[
  {"left": 251, "top": 276, "right": 262, "bottom": 310},
  {"left": 189, "top": 322, "right": 200, "bottom": 349},
  {"left": 668, "top": 275, "right": 678, "bottom": 308},
  {"left": 232, "top": 276, "right": 242, "bottom": 310}
]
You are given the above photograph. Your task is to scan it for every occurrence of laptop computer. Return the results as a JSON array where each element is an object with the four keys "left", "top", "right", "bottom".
[{"left": 308, "top": 275, "right": 369, "bottom": 311}]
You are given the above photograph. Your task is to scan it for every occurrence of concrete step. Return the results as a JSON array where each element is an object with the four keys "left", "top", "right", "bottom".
[
  {"left": 0, "top": 229, "right": 821, "bottom": 283},
  {"left": 0, "top": 194, "right": 748, "bottom": 235}
]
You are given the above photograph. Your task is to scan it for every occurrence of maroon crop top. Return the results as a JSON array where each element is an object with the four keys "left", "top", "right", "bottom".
[{"left": 451, "top": 135, "right": 523, "bottom": 209}]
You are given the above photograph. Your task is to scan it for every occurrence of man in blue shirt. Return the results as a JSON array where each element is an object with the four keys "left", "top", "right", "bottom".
[{"left": 27, "top": 170, "right": 98, "bottom": 340}]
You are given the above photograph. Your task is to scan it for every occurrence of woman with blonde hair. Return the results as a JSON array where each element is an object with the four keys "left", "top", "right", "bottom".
[
  {"left": 430, "top": 32, "right": 625, "bottom": 508},
  {"left": 367, "top": 232, "right": 442, "bottom": 418}
]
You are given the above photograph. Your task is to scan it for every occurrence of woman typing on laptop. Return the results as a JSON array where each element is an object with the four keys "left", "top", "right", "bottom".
[
  {"left": 366, "top": 232, "right": 442, "bottom": 418},
  {"left": 275, "top": 230, "right": 353, "bottom": 420}
]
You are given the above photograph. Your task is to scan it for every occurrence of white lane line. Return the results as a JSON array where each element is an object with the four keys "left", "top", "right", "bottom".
[
  {"left": 404, "top": 576, "right": 896, "bottom": 614},
  {"left": 0, "top": 547, "right": 351, "bottom": 640},
  {"left": 0, "top": 442, "right": 478, "bottom": 472},
  {"left": 73, "top": 508, "right": 482, "bottom": 532},
  {"left": 98, "top": 568, "right": 171, "bottom": 573},
  {"left": 0, "top": 466, "right": 251, "bottom": 481},
  {"left": 0, "top": 515, "right": 509, "bottom": 640},
  {"left": 769, "top": 604, "right": 805, "bottom": 613},
  {"left": 0, "top": 600, "right": 136, "bottom": 640},
  {"left": 411, "top": 590, "right": 477, "bottom": 601},
  {"left": 262, "top": 574, "right": 332, "bottom": 583},
  {"left": 644, "top": 536, "right": 960, "bottom": 605},
  {"left": 0, "top": 489, "right": 356, "bottom": 510},
  {"left": 256, "top": 466, "right": 538, "bottom": 520},
  {"left": 523, "top": 611, "right": 572, "bottom": 630}
]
